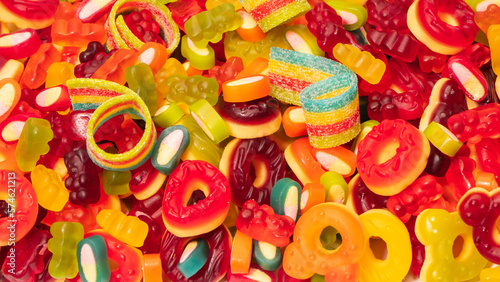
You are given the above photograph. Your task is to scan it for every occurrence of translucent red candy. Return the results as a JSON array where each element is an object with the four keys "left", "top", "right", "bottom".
[
  {"left": 366, "top": 0, "right": 409, "bottom": 33},
  {"left": 350, "top": 175, "right": 389, "bottom": 215},
  {"left": 236, "top": 199, "right": 295, "bottom": 247},
  {"left": 367, "top": 29, "right": 418, "bottom": 63},
  {"left": 368, "top": 89, "right": 425, "bottom": 121},
  {"left": 64, "top": 148, "right": 102, "bottom": 205},
  {"left": 447, "top": 103, "right": 500, "bottom": 143}
]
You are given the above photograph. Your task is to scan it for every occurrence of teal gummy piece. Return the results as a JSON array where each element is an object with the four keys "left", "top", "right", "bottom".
[
  {"left": 270, "top": 47, "right": 349, "bottom": 76},
  {"left": 177, "top": 238, "right": 210, "bottom": 278},
  {"left": 47, "top": 222, "right": 84, "bottom": 279},
  {"left": 125, "top": 63, "right": 158, "bottom": 116},
  {"left": 77, "top": 235, "right": 111, "bottom": 282},
  {"left": 151, "top": 125, "right": 190, "bottom": 175},
  {"left": 300, "top": 70, "right": 358, "bottom": 113},
  {"left": 270, "top": 178, "right": 302, "bottom": 223},
  {"left": 348, "top": 26, "right": 369, "bottom": 46},
  {"left": 253, "top": 240, "right": 282, "bottom": 271}
]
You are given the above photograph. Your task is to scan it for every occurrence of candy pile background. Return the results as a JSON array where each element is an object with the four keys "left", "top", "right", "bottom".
[{"left": 1, "top": 0, "right": 500, "bottom": 280}]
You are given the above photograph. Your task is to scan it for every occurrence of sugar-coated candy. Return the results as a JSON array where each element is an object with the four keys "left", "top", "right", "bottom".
[
  {"left": 125, "top": 63, "right": 158, "bottom": 115},
  {"left": 86, "top": 94, "right": 156, "bottom": 171},
  {"left": 162, "top": 160, "right": 230, "bottom": 237},
  {"left": 160, "top": 225, "right": 231, "bottom": 282},
  {"left": 0, "top": 28, "right": 41, "bottom": 60},
  {"left": 283, "top": 203, "right": 364, "bottom": 278},
  {"left": 236, "top": 199, "right": 295, "bottom": 247},
  {"left": 177, "top": 238, "right": 210, "bottom": 278},
  {"left": 166, "top": 74, "right": 219, "bottom": 106},
  {"left": 67, "top": 78, "right": 136, "bottom": 110},
  {"left": 415, "top": 209, "right": 487, "bottom": 281},
  {"left": 238, "top": 0, "right": 310, "bottom": 33},
  {"left": 271, "top": 178, "right": 302, "bottom": 223},
  {"left": 181, "top": 35, "right": 216, "bottom": 70},
  {"left": 151, "top": 125, "right": 189, "bottom": 175},
  {"left": 358, "top": 209, "right": 412, "bottom": 282},
  {"left": 357, "top": 119, "right": 430, "bottom": 196},
  {"left": 231, "top": 230, "right": 253, "bottom": 274},
  {"left": 87, "top": 230, "right": 144, "bottom": 282},
  {"left": 0, "top": 170, "right": 38, "bottom": 246},
  {"left": 184, "top": 3, "right": 241, "bottom": 48},
  {"left": 236, "top": 9, "right": 266, "bottom": 43},
  {"left": 31, "top": 165, "right": 69, "bottom": 212},
  {"left": 1, "top": 227, "right": 50, "bottom": 281},
  {"left": 47, "top": 222, "right": 84, "bottom": 279},
  {"left": 220, "top": 137, "right": 286, "bottom": 207},
  {"left": 106, "top": 0, "right": 180, "bottom": 53},
  {"left": 189, "top": 98, "right": 230, "bottom": 144},
  {"left": 15, "top": 117, "right": 53, "bottom": 172},
  {"left": 77, "top": 235, "right": 111, "bottom": 282}
]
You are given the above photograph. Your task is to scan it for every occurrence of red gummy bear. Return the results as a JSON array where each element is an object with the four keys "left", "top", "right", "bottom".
[
  {"left": 236, "top": 199, "right": 295, "bottom": 247},
  {"left": 368, "top": 89, "right": 424, "bottom": 121},
  {"left": 447, "top": 103, "right": 500, "bottom": 143}
]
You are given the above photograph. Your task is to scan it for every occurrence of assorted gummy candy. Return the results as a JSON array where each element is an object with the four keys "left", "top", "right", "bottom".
[{"left": 3, "top": 0, "right": 500, "bottom": 281}]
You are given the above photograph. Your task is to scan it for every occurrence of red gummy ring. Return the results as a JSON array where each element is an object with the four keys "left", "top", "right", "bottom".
[
  {"left": 160, "top": 224, "right": 232, "bottom": 282},
  {"left": 162, "top": 160, "right": 231, "bottom": 237},
  {"left": 0, "top": 170, "right": 38, "bottom": 246},
  {"left": 407, "top": 0, "right": 478, "bottom": 55},
  {"left": 219, "top": 137, "right": 287, "bottom": 207},
  {"left": 356, "top": 119, "right": 430, "bottom": 196}
]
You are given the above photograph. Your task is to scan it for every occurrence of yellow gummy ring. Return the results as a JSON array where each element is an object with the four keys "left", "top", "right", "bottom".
[{"left": 86, "top": 94, "right": 156, "bottom": 171}]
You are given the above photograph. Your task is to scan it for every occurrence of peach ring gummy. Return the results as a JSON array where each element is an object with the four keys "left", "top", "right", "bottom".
[
  {"left": 407, "top": 0, "right": 479, "bottom": 55},
  {"left": 0, "top": 170, "right": 38, "bottom": 246},
  {"left": 356, "top": 119, "right": 430, "bottom": 196},
  {"left": 162, "top": 160, "right": 231, "bottom": 237},
  {"left": 220, "top": 137, "right": 287, "bottom": 207},
  {"left": 283, "top": 202, "right": 365, "bottom": 279}
]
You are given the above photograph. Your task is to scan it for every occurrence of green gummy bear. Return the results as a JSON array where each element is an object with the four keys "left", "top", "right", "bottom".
[
  {"left": 101, "top": 170, "right": 132, "bottom": 195},
  {"left": 166, "top": 74, "right": 219, "bottom": 106},
  {"left": 15, "top": 117, "right": 54, "bottom": 172},
  {"left": 184, "top": 3, "right": 242, "bottom": 48},
  {"left": 125, "top": 63, "right": 158, "bottom": 116},
  {"left": 47, "top": 222, "right": 84, "bottom": 279}
]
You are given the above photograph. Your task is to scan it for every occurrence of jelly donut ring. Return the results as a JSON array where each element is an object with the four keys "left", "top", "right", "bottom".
[
  {"left": 162, "top": 160, "right": 231, "bottom": 237},
  {"left": 219, "top": 137, "right": 287, "bottom": 207},
  {"left": 160, "top": 224, "right": 232, "bottom": 282},
  {"left": 215, "top": 96, "right": 282, "bottom": 139},
  {"left": 357, "top": 119, "right": 430, "bottom": 196},
  {"left": 407, "top": 0, "right": 478, "bottom": 55},
  {"left": 106, "top": 0, "right": 180, "bottom": 53},
  {"left": 0, "top": 170, "right": 38, "bottom": 246},
  {"left": 86, "top": 94, "right": 156, "bottom": 171},
  {"left": 283, "top": 203, "right": 365, "bottom": 278}
]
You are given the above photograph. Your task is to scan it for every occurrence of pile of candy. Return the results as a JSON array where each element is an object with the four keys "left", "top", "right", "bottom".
[{"left": 2, "top": 0, "right": 500, "bottom": 280}]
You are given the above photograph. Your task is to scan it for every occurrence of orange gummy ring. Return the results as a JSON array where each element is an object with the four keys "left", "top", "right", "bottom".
[{"left": 283, "top": 202, "right": 365, "bottom": 278}]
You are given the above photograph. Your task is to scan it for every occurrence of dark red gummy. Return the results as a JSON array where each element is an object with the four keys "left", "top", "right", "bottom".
[{"left": 64, "top": 148, "right": 101, "bottom": 205}]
